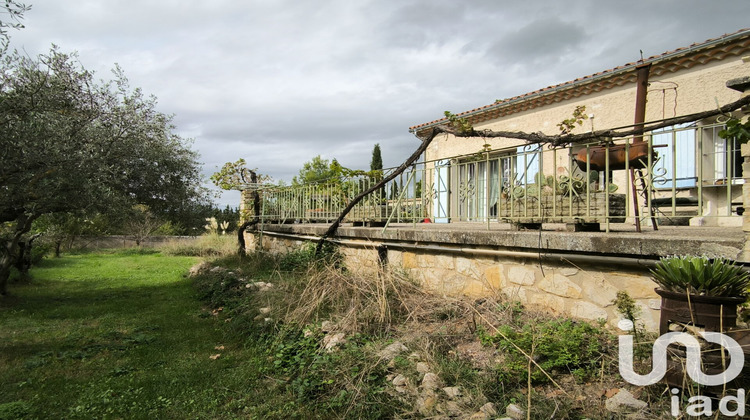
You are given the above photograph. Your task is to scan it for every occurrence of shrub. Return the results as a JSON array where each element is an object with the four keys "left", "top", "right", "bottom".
[
  {"left": 480, "top": 318, "right": 610, "bottom": 385},
  {"left": 278, "top": 241, "right": 342, "bottom": 271},
  {"left": 30, "top": 241, "right": 53, "bottom": 264},
  {"left": 266, "top": 325, "right": 397, "bottom": 418},
  {"left": 0, "top": 401, "right": 31, "bottom": 420}
]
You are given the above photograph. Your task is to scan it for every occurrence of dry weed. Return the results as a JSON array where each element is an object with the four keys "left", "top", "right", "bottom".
[{"left": 283, "top": 264, "right": 426, "bottom": 334}]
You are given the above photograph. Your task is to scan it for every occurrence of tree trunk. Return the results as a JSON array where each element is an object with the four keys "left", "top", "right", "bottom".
[
  {"left": 0, "top": 252, "right": 14, "bottom": 295},
  {"left": 237, "top": 220, "right": 256, "bottom": 257},
  {"left": 14, "top": 234, "right": 40, "bottom": 277},
  {"left": 15, "top": 242, "right": 26, "bottom": 273},
  {"left": 237, "top": 170, "right": 261, "bottom": 258},
  {"left": 0, "top": 214, "right": 35, "bottom": 295}
]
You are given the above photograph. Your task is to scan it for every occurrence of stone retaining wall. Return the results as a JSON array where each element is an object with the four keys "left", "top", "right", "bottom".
[
  {"left": 69, "top": 235, "right": 200, "bottom": 250},
  {"left": 247, "top": 231, "right": 661, "bottom": 331}
]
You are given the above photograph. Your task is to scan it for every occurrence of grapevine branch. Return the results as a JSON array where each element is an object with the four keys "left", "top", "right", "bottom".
[{"left": 423, "top": 94, "right": 750, "bottom": 147}]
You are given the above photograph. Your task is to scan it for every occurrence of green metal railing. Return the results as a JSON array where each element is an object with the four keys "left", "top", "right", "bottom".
[{"left": 253, "top": 122, "right": 743, "bottom": 231}]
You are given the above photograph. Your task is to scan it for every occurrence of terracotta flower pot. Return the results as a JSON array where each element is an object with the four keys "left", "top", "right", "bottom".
[
  {"left": 573, "top": 142, "right": 655, "bottom": 171},
  {"left": 655, "top": 288, "right": 745, "bottom": 335},
  {"left": 655, "top": 289, "right": 748, "bottom": 391}
]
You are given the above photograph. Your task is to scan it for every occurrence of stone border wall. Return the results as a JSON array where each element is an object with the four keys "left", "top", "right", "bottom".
[
  {"left": 69, "top": 235, "right": 200, "bottom": 250},
  {"left": 247, "top": 231, "right": 661, "bottom": 332}
]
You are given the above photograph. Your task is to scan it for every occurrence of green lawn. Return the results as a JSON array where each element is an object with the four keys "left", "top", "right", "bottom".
[{"left": 0, "top": 251, "right": 268, "bottom": 419}]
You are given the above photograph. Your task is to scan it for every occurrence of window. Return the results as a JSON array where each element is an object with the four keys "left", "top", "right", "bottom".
[
  {"left": 703, "top": 124, "right": 742, "bottom": 184},
  {"left": 651, "top": 122, "right": 742, "bottom": 189},
  {"left": 516, "top": 144, "right": 542, "bottom": 185},
  {"left": 652, "top": 123, "right": 697, "bottom": 189},
  {"left": 452, "top": 144, "right": 543, "bottom": 221},
  {"left": 433, "top": 160, "right": 450, "bottom": 223}
]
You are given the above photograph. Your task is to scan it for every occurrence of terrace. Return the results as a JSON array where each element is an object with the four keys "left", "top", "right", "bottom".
[{"left": 249, "top": 121, "right": 749, "bottom": 262}]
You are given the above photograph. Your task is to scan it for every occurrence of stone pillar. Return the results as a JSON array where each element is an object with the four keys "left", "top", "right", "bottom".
[
  {"left": 239, "top": 189, "right": 254, "bottom": 223},
  {"left": 729, "top": 77, "right": 750, "bottom": 261}
]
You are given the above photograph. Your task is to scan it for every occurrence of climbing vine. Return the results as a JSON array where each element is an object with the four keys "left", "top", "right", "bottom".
[
  {"left": 443, "top": 111, "right": 474, "bottom": 135},
  {"left": 719, "top": 116, "right": 750, "bottom": 144},
  {"left": 557, "top": 105, "right": 589, "bottom": 135}
]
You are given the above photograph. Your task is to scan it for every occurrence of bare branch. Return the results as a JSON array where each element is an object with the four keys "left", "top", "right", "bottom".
[
  {"left": 316, "top": 130, "right": 438, "bottom": 253},
  {"left": 424, "top": 94, "right": 750, "bottom": 147}
]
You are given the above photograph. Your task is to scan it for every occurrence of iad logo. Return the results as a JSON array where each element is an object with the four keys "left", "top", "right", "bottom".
[
  {"left": 618, "top": 332, "right": 746, "bottom": 417},
  {"left": 619, "top": 332, "right": 744, "bottom": 386}
]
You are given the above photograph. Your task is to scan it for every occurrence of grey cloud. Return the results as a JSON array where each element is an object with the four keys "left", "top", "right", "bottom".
[
  {"left": 377, "top": 0, "right": 468, "bottom": 49},
  {"left": 8, "top": 0, "right": 750, "bottom": 207},
  {"left": 486, "top": 18, "right": 587, "bottom": 67}
]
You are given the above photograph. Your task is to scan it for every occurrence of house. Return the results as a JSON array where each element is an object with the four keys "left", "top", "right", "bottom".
[
  {"left": 244, "top": 29, "right": 750, "bottom": 331},
  {"left": 409, "top": 28, "right": 750, "bottom": 228}
]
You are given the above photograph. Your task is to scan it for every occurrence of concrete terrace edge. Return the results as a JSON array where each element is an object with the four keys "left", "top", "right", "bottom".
[{"left": 255, "top": 224, "right": 746, "bottom": 262}]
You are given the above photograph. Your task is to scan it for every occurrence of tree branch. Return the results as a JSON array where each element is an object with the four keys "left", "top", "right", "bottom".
[
  {"left": 425, "top": 94, "right": 750, "bottom": 147},
  {"left": 315, "top": 130, "right": 439, "bottom": 254}
]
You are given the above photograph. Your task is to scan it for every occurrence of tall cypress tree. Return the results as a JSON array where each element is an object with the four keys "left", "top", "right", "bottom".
[
  {"left": 370, "top": 143, "right": 383, "bottom": 172},
  {"left": 370, "top": 144, "right": 384, "bottom": 203}
]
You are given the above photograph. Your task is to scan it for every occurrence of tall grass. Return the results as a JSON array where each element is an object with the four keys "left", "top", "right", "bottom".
[{"left": 159, "top": 233, "right": 237, "bottom": 257}]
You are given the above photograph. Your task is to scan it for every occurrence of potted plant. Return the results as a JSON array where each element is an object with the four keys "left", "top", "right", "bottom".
[
  {"left": 650, "top": 255, "right": 750, "bottom": 390},
  {"left": 651, "top": 255, "right": 750, "bottom": 334}
]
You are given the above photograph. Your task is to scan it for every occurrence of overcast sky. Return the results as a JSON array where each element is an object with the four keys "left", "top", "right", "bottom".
[{"left": 6, "top": 1, "right": 750, "bottom": 207}]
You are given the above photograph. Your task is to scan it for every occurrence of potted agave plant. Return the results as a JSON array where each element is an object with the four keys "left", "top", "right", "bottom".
[
  {"left": 651, "top": 255, "right": 750, "bottom": 335},
  {"left": 651, "top": 255, "right": 750, "bottom": 390}
]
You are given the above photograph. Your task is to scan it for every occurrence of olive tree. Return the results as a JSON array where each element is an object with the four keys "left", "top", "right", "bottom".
[
  {"left": 0, "top": 47, "right": 205, "bottom": 294},
  {"left": 0, "top": 1, "right": 30, "bottom": 52}
]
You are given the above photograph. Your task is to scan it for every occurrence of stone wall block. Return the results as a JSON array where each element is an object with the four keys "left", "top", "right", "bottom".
[
  {"left": 409, "top": 268, "right": 427, "bottom": 287},
  {"left": 435, "top": 254, "right": 455, "bottom": 270},
  {"left": 559, "top": 267, "right": 579, "bottom": 276},
  {"left": 387, "top": 250, "right": 403, "bottom": 267},
  {"left": 455, "top": 257, "right": 481, "bottom": 278},
  {"left": 581, "top": 275, "right": 619, "bottom": 307},
  {"left": 636, "top": 301, "right": 659, "bottom": 332},
  {"left": 439, "top": 273, "right": 469, "bottom": 295},
  {"left": 420, "top": 253, "right": 436, "bottom": 268},
  {"left": 603, "top": 273, "right": 658, "bottom": 299},
  {"left": 482, "top": 265, "right": 506, "bottom": 289},
  {"left": 402, "top": 252, "right": 418, "bottom": 269},
  {"left": 647, "top": 299, "right": 661, "bottom": 310},
  {"left": 502, "top": 285, "right": 528, "bottom": 302},
  {"left": 526, "top": 292, "right": 566, "bottom": 315},
  {"left": 538, "top": 273, "right": 582, "bottom": 298},
  {"left": 420, "top": 269, "right": 459, "bottom": 294},
  {"left": 567, "top": 301, "right": 608, "bottom": 322},
  {"left": 461, "top": 279, "right": 491, "bottom": 297},
  {"left": 507, "top": 266, "right": 537, "bottom": 286},
  {"left": 245, "top": 232, "right": 258, "bottom": 251}
]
